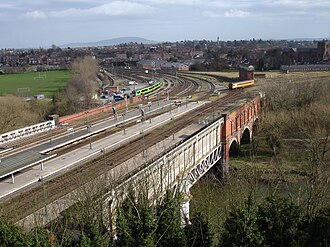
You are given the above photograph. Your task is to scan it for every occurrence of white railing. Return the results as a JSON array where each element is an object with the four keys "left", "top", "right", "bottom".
[{"left": 0, "top": 120, "right": 55, "bottom": 145}]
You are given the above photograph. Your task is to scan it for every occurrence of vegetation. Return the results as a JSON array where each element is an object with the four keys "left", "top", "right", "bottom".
[
  {"left": 0, "top": 56, "right": 99, "bottom": 133},
  {"left": 191, "top": 71, "right": 330, "bottom": 245},
  {"left": 0, "top": 96, "right": 41, "bottom": 133},
  {"left": 0, "top": 189, "right": 213, "bottom": 246},
  {"left": 53, "top": 56, "right": 99, "bottom": 115},
  {"left": 0, "top": 70, "right": 71, "bottom": 98},
  {"left": 219, "top": 196, "right": 330, "bottom": 247}
]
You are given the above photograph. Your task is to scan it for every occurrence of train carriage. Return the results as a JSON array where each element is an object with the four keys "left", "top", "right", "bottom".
[
  {"left": 132, "top": 81, "right": 161, "bottom": 96},
  {"left": 229, "top": 79, "right": 255, "bottom": 90}
]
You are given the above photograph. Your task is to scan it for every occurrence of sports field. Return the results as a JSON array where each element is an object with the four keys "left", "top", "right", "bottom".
[{"left": 0, "top": 71, "right": 72, "bottom": 98}]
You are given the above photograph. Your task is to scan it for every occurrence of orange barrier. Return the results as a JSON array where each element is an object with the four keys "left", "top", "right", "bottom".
[{"left": 58, "top": 97, "right": 143, "bottom": 124}]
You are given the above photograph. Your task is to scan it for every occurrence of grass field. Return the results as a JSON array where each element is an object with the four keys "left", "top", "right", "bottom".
[{"left": 0, "top": 70, "right": 72, "bottom": 98}]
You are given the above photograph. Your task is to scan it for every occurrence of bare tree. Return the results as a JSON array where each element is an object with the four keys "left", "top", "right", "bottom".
[
  {"left": 261, "top": 77, "right": 330, "bottom": 217},
  {"left": 0, "top": 96, "right": 39, "bottom": 133},
  {"left": 67, "top": 56, "right": 99, "bottom": 110}
]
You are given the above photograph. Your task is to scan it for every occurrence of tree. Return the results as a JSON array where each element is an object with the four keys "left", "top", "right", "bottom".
[
  {"left": 0, "top": 96, "right": 39, "bottom": 133},
  {"left": 29, "top": 99, "right": 53, "bottom": 120},
  {"left": 155, "top": 191, "right": 187, "bottom": 247},
  {"left": 79, "top": 233, "right": 92, "bottom": 247},
  {"left": 301, "top": 206, "right": 330, "bottom": 246},
  {"left": 115, "top": 189, "right": 156, "bottom": 247},
  {"left": 262, "top": 113, "right": 283, "bottom": 156},
  {"left": 185, "top": 212, "right": 213, "bottom": 247},
  {"left": 52, "top": 89, "right": 74, "bottom": 116},
  {"left": 257, "top": 197, "right": 301, "bottom": 247},
  {"left": 0, "top": 220, "right": 27, "bottom": 246},
  {"left": 218, "top": 197, "right": 264, "bottom": 247},
  {"left": 28, "top": 228, "right": 58, "bottom": 247},
  {"left": 67, "top": 56, "right": 98, "bottom": 111}
]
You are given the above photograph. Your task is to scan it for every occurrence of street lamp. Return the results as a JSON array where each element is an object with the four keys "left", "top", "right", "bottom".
[
  {"left": 49, "top": 127, "right": 52, "bottom": 145},
  {"left": 112, "top": 107, "right": 117, "bottom": 122},
  {"left": 39, "top": 175, "right": 48, "bottom": 216},
  {"left": 101, "top": 148, "right": 106, "bottom": 166},
  {"left": 125, "top": 96, "right": 128, "bottom": 113},
  {"left": 87, "top": 124, "right": 92, "bottom": 149},
  {"left": 172, "top": 117, "right": 175, "bottom": 140},
  {"left": 140, "top": 130, "right": 145, "bottom": 157},
  {"left": 85, "top": 111, "right": 88, "bottom": 125},
  {"left": 122, "top": 113, "right": 126, "bottom": 135}
]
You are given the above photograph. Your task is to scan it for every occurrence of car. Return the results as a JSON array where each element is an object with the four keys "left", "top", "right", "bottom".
[{"left": 174, "top": 100, "right": 182, "bottom": 106}]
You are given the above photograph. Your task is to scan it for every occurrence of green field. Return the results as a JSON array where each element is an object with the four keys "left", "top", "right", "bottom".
[{"left": 0, "top": 71, "right": 72, "bottom": 98}]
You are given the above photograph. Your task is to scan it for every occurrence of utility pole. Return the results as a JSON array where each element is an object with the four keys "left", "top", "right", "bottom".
[
  {"left": 173, "top": 117, "right": 175, "bottom": 140},
  {"left": 49, "top": 127, "right": 52, "bottom": 144},
  {"left": 112, "top": 106, "right": 117, "bottom": 122},
  {"left": 141, "top": 130, "right": 145, "bottom": 157},
  {"left": 87, "top": 124, "right": 92, "bottom": 149},
  {"left": 122, "top": 113, "right": 126, "bottom": 134},
  {"left": 39, "top": 176, "right": 47, "bottom": 216},
  {"left": 101, "top": 148, "right": 106, "bottom": 166}
]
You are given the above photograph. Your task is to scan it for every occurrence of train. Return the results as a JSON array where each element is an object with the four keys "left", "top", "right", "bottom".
[
  {"left": 229, "top": 79, "right": 255, "bottom": 90},
  {"left": 132, "top": 81, "right": 161, "bottom": 96}
]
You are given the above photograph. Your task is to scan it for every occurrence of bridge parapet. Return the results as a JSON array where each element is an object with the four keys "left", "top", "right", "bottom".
[
  {"left": 111, "top": 117, "right": 224, "bottom": 203},
  {"left": 95, "top": 117, "right": 225, "bottom": 229}
]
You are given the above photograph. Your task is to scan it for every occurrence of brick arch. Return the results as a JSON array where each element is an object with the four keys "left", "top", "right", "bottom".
[
  {"left": 241, "top": 126, "right": 251, "bottom": 145},
  {"left": 253, "top": 117, "right": 260, "bottom": 130},
  {"left": 229, "top": 138, "right": 239, "bottom": 157}
]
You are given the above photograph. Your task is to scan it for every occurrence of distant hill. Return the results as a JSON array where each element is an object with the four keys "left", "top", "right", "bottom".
[{"left": 61, "top": 37, "right": 158, "bottom": 48}]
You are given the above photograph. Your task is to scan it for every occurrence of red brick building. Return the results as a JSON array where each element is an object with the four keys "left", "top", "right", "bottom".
[{"left": 239, "top": 64, "right": 254, "bottom": 80}]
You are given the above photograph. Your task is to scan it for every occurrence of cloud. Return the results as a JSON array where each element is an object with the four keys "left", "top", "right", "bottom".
[
  {"left": 209, "top": 0, "right": 252, "bottom": 9},
  {"left": 138, "top": 0, "right": 202, "bottom": 5},
  {"left": 225, "top": 9, "right": 251, "bottom": 18},
  {"left": 0, "top": 3, "right": 15, "bottom": 9},
  {"left": 202, "top": 11, "right": 222, "bottom": 18},
  {"left": 265, "top": 0, "right": 330, "bottom": 7},
  {"left": 24, "top": 10, "right": 47, "bottom": 19},
  {"left": 91, "top": 1, "right": 154, "bottom": 16},
  {"left": 50, "top": 1, "right": 155, "bottom": 18}
]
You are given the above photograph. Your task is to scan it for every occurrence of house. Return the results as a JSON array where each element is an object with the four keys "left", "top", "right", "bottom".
[{"left": 161, "top": 62, "right": 190, "bottom": 72}]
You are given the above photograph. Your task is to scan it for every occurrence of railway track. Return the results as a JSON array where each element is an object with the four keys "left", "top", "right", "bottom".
[
  {"left": 0, "top": 89, "right": 247, "bottom": 222},
  {"left": 0, "top": 69, "right": 210, "bottom": 157}
]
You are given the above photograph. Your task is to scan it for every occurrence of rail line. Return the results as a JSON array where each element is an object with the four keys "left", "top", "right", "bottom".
[{"left": 0, "top": 90, "right": 246, "bottom": 222}]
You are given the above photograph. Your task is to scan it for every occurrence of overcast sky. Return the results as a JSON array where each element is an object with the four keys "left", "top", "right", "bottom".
[{"left": 1, "top": 0, "right": 330, "bottom": 49}]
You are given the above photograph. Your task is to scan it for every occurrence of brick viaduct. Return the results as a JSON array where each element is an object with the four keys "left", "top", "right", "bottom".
[{"left": 221, "top": 94, "right": 263, "bottom": 174}]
